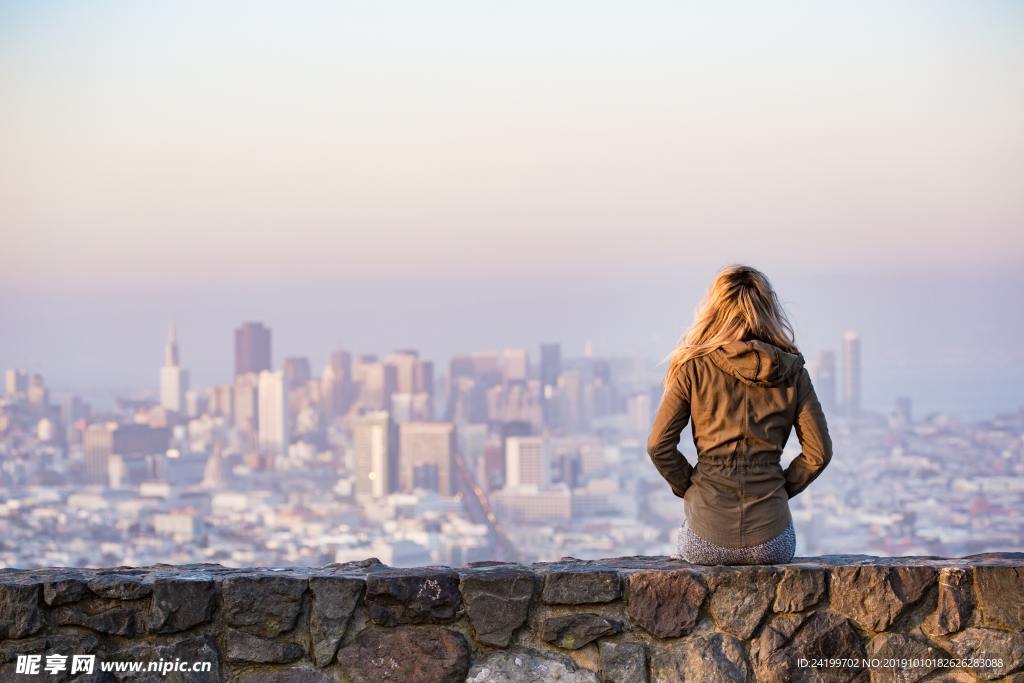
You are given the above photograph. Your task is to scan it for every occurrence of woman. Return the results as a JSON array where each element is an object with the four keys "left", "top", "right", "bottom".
[{"left": 647, "top": 264, "right": 832, "bottom": 565}]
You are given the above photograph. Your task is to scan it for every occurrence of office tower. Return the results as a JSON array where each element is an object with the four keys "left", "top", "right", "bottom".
[
  {"left": 360, "top": 362, "right": 398, "bottom": 411},
  {"left": 83, "top": 422, "right": 170, "bottom": 485},
  {"left": 895, "top": 396, "right": 912, "bottom": 423},
  {"left": 414, "top": 359, "right": 434, "bottom": 398},
  {"left": 391, "top": 393, "right": 433, "bottom": 423},
  {"left": 505, "top": 435, "right": 548, "bottom": 488},
  {"left": 257, "top": 370, "right": 290, "bottom": 457},
  {"left": 26, "top": 373, "right": 48, "bottom": 407},
  {"left": 282, "top": 357, "right": 311, "bottom": 390},
  {"left": 502, "top": 349, "right": 529, "bottom": 382},
  {"left": 234, "top": 321, "right": 272, "bottom": 377},
  {"left": 557, "top": 370, "right": 583, "bottom": 433},
  {"left": 4, "top": 368, "right": 28, "bottom": 396},
  {"left": 842, "top": 331, "right": 862, "bottom": 417},
  {"left": 540, "top": 343, "right": 562, "bottom": 427},
  {"left": 353, "top": 411, "right": 397, "bottom": 498},
  {"left": 159, "top": 323, "right": 190, "bottom": 413},
  {"left": 627, "top": 393, "right": 652, "bottom": 434},
  {"left": 387, "top": 350, "right": 420, "bottom": 394},
  {"left": 233, "top": 372, "right": 260, "bottom": 432},
  {"left": 398, "top": 422, "right": 456, "bottom": 495},
  {"left": 322, "top": 349, "right": 354, "bottom": 418},
  {"left": 813, "top": 350, "right": 837, "bottom": 413}
]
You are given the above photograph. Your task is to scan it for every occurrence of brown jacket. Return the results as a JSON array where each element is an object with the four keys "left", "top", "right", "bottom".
[{"left": 647, "top": 339, "right": 832, "bottom": 548}]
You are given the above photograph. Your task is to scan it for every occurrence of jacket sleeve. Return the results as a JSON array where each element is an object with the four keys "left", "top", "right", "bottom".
[
  {"left": 784, "top": 367, "right": 833, "bottom": 498},
  {"left": 646, "top": 366, "right": 694, "bottom": 498}
]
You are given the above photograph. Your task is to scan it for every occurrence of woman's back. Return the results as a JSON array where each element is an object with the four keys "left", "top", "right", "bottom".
[{"left": 648, "top": 338, "right": 832, "bottom": 551}]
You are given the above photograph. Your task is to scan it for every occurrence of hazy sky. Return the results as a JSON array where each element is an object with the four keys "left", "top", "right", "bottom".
[{"left": 1, "top": 1, "right": 1022, "bottom": 415}]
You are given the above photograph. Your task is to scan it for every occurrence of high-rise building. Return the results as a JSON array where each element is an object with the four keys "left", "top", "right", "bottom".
[
  {"left": 159, "top": 323, "right": 190, "bottom": 413},
  {"left": 4, "top": 368, "right": 28, "bottom": 397},
  {"left": 502, "top": 349, "right": 529, "bottom": 383},
  {"left": 282, "top": 357, "right": 311, "bottom": 390},
  {"left": 398, "top": 421, "right": 456, "bottom": 495},
  {"left": 83, "top": 422, "right": 170, "bottom": 486},
  {"left": 353, "top": 411, "right": 397, "bottom": 498},
  {"left": 505, "top": 435, "right": 548, "bottom": 488},
  {"left": 360, "top": 362, "right": 398, "bottom": 410},
  {"left": 842, "top": 331, "right": 861, "bottom": 417},
  {"left": 257, "top": 370, "right": 290, "bottom": 457},
  {"left": 322, "top": 349, "right": 355, "bottom": 418},
  {"left": 234, "top": 321, "right": 272, "bottom": 378},
  {"left": 540, "top": 343, "right": 562, "bottom": 428},
  {"left": 233, "top": 373, "right": 260, "bottom": 432},
  {"left": 812, "top": 350, "right": 837, "bottom": 413}
]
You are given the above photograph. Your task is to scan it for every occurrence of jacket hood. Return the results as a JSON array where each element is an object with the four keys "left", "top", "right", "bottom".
[{"left": 709, "top": 339, "right": 805, "bottom": 387}]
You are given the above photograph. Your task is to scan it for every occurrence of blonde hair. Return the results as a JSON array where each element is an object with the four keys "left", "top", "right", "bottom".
[{"left": 663, "top": 264, "right": 798, "bottom": 385}]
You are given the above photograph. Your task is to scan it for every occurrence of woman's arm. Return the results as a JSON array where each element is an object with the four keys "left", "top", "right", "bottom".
[
  {"left": 646, "top": 367, "right": 694, "bottom": 498},
  {"left": 784, "top": 367, "right": 833, "bottom": 497}
]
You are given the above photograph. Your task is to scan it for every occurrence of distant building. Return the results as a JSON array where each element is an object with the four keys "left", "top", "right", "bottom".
[
  {"left": 398, "top": 421, "right": 456, "bottom": 496},
  {"left": 281, "top": 357, "right": 311, "bottom": 390},
  {"left": 234, "top": 321, "right": 272, "bottom": 378},
  {"left": 811, "top": 350, "right": 837, "bottom": 413},
  {"left": 233, "top": 373, "right": 260, "bottom": 432},
  {"left": 4, "top": 368, "right": 28, "bottom": 397},
  {"left": 353, "top": 411, "right": 397, "bottom": 498},
  {"left": 159, "top": 323, "right": 190, "bottom": 413},
  {"left": 322, "top": 348, "right": 355, "bottom": 418},
  {"left": 360, "top": 362, "right": 398, "bottom": 411},
  {"left": 257, "top": 370, "right": 289, "bottom": 457},
  {"left": 842, "top": 331, "right": 862, "bottom": 416},
  {"left": 626, "top": 393, "right": 652, "bottom": 434},
  {"left": 505, "top": 435, "right": 548, "bottom": 488},
  {"left": 502, "top": 348, "right": 529, "bottom": 382},
  {"left": 83, "top": 422, "right": 169, "bottom": 486},
  {"left": 492, "top": 485, "right": 571, "bottom": 523}
]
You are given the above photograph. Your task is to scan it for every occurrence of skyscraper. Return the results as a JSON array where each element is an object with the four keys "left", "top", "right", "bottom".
[
  {"left": 235, "top": 321, "right": 272, "bottom": 378},
  {"left": 842, "top": 331, "right": 861, "bottom": 417},
  {"left": 505, "top": 435, "right": 548, "bottom": 488},
  {"left": 159, "top": 323, "right": 190, "bottom": 413},
  {"left": 257, "top": 370, "right": 289, "bottom": 457},
  {"left": 281, "top": 357, "right": 311, "bottom": 390},
  {"left": 813, "top": 350, "right": 837, "bottom": 413},
  {"left": 540, "top": 343, "right": 562, "bottom": 428},
  {"left": 353, "top": 411, "right": 396, "bottom": 498},
  {"left": 398, "top": 421, "right": 456, "bottom": 495}
]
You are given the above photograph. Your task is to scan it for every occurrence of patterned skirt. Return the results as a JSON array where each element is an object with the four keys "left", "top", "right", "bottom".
[{"left": 676, "top": 516, "right": 796, "bottom": 565}]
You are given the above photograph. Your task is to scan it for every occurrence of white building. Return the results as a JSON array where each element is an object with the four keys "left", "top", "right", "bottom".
[
  {"left": 258, "top": 370, "right": 290, "bottom": 457},
  {"left": 159, "top": 323, "right": 190, "bottom": 413},
  {"left": 505, "top": 436, "right": 548, "bottom": 488}
]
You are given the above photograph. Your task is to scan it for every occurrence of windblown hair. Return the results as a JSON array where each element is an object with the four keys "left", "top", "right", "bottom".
[{"left": 664, "top": 264, "right": 799, "bottom": 385}]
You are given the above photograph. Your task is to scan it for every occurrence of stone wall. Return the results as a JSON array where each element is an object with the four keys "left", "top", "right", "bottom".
[{"left": 1, "top": 553, "right": 1023, "bottom": 682}]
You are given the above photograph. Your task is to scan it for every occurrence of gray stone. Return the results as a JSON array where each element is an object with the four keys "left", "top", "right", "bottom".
[
  {"left": 43, "top": 576, "right": 89, "bottom": 606},
  {"left": 236, "top": 670, "right": 332, "bottom": 683},
  {"left": 625, "top": 569, "right": 706, "bottom": 638},
  {"left": 364, "top": 568, "right": 461, "bottom": 625},
  {"left": 466, "top": 648, "right": 600, "bottom": 683},
  {"left": 865, "top": 633, "right": 943, "bottom": 683},
  {"left": 220, "top": 573, "right": 306, "bottom": 637},
  {"left": 773, "top": 566, "right": 826, "bottom": 613},
  {"left": 55, "top": 604, "right": 143, "bottom": 636},
  {"left": 461, "top": 568, "right": 535, "bottom": 646},
  {"left": 0, "top": 582, "right": 44, "bottom": 639},
  {"left": 107, "top": 634, "right": 219, "bottom": 683},
  {"left": 935, "top": 627, "right": 1024, "bottom": 680},
  {"left": 338, "top": 626, "right": 470, "bottom": 683},
  {"left": 598, "top": 640, "right": 647, "bottom": 683},
  {"left": 708, "top": 567, "right": 777, "bottom": 639},
  {"left": 225, "top": 628, "right": 304, "bottom": 664},
  {"left": 541, "top": 613, "right": 622, "bottom": 650},
  {"left": 924, "top": 566, "right": 973, "bottom": 636},
  {"left": 308, "top": 574, "right": 363, "bottom": 667},
  {"left": 0, "top": 633, "right": 101, "bottom": 682},
  {"left": 87, "top": 574, "right": 153, "bottom": 600},
  {"left": 650, "top": 632, "right": 750, "bottom": 683},
  {"left": 974, "top": 566, "right": 1024, "bottom": 631},
  {"left": 147, "top": 577, "right": 216, "bottom": 634},
  {"left": 750, "top": 611, "right": 867, "bottom": 682},
  {"left": 542, "top": 570, "right": 621, "bottom": 605},
  {"left": 830, "top": 565, "right": 936, "bottom": 632}
]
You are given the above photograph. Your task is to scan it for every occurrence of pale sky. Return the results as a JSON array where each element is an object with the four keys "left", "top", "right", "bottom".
[
  {"left": 1, "top": 1, "right": 1022, "bottom": 416},
  {"left": 2, "top": 1, "right": 1022, "bottom": 287}
]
